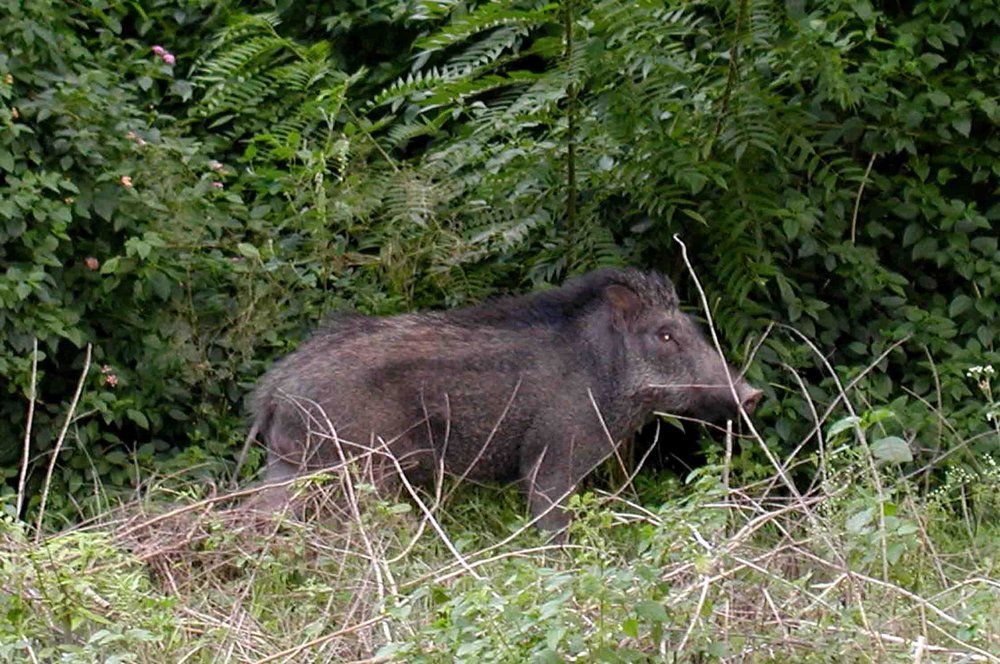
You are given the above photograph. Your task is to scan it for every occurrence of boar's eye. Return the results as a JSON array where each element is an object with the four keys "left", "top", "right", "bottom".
[{"left": 658, "top": 331, "right": 672, "bottom": 344}]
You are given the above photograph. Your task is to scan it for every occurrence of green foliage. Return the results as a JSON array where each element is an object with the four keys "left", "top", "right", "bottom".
[
  {"left": 0, "top": 512, "right": 179, "bottom": 661},
  {"left": 0, "top": 0, "right": 262, "bottom": 518}
]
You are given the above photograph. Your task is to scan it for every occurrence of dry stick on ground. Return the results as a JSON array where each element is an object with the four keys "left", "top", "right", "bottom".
[
  {"left": 905, "top": 429, "right": 996, "bottom": 480},
  {"left": 313, "top": 401, "right": 396, "bottom": 645},
  {"left": 602, "top": 491, "right": 844, "bottom": 616},
  {"left": 778, "top": 324, "right": 894, "bottom": 583},
  {"left": 112, "top": 467, "right": 354, "bottom": 544},
  {"left": 603, "top": 419, "right": 663, "bottom": 505},
  {"left": 273, "top": 407, "right": 444, "bottom": 572},
  {"left": 673, "top": 236, "right": 831, "bottom": 534},
  {"left": 789, "top": 335, "right": 910, "bottom": 459},
  {"left": 677, "top": 574, "right": 712, "bottom": 654},
  {"left": 921, "top": 345, "right": 945, "bottom": 492},
  {"left": 897, "top": 469, "right": 951, "bottom": 588},
  {"left": 723, "top": 419, "right": 734, "bottom": 494},
  {"left": 221, "top": 494, "right": 302, "bottom": 660},
  {"left": 252, "top": 613, "right": 391, "bottom": 664},
  {"left": 780, "top": 362, "right": 829, "bottom": 493},
  {"left": 16, "top": 337, "right": 39, "bottom": 519},
  {"left": 399, "top": 462, "right": 615, "bottom": 591},
  {"left": 789, "top": 545, "right": 990, "bottom": 636},
  {"left": 380, "top": 434, "right": 487, "bottom": 584},
  {"left": 387, "top": 397, "right": 687, "bottom": 591},
  {"left": 781, "top": 620, "right": 995, "bottom": 663},
  {"left": 287, "top": 393, "right": 402, "bottom": 607},
  {"left": 383, "top": 437, "right": 521, "bottom": 658},
  {"left": 926, "top": 620, "right": 1000, "bottom": 663},
  {"left": 423, "top": 544, "right": 590, "bottom": 587},
  {"left": 679, "top": 511, "right": 841, "bottom": 611},
  {"left": 740, "top": 321, "right": 775, "bottom": 376},
  {"left": 35, "top": 343, "right": 91, "bottom": 542},
  {"left": 673, "top": 235, "right": 889, "bottom": 653}
]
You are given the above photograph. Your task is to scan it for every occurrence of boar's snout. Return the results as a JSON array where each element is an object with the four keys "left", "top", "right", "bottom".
[
  {"left": 681, "top": 364, "right": 763, "bottom": 423},
  {"left": 738, "top": 383, "right": 763, "bottom": 415}
]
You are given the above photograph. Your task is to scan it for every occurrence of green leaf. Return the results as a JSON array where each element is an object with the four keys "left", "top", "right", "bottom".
[
  {"left": 871, "top": 436, "right": 912, "bottom": 464},
  {"left": 926, "top": 91, "right": 950, "bottom": 107},
  {"left": 782, "top": 216, "right": 799, "bottom": 240},
  {"left": 654, "top": 414, "right": 686, "bottom": 432},
  {"left": 171, "top": 79, "right": 194, "bottom": 101},
  {"left": 919, "top": 53, "right": 946, "bottom": 69},
  {"left": 622, "top": 617, "right": 639, "bottom": 638},
  {"left": 846, "top": 508, "right": 873, "bottom": 533},
  {"left": 828, "top": 416, "right": 861, "bottom": 438},
  {"left": 949, "top": 295, "right": 973, "bottom": 317},
  {"left": 636, "top": 600, "right": 667, "bottom": 623},
  {"left": 93, "top": 187, "right": 118, "bottom": 221},
  {"left": 127, "top": 409, "right": 149, "bottom": 429},
  {"left": 237, "top": 243, "right": 260, "bottom": 260},
  {"left": 99, "top": 256, "right": 121, "bottom": 274}
]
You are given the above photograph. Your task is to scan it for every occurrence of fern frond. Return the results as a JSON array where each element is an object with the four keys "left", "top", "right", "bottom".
[{"left": 415, "top": 2, "right": 555, "bottom": 52}]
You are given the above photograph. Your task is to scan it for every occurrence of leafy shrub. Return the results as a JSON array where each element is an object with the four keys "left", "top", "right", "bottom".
[{"left": 0, "top": 1, "right": 284, "bottom": 519}]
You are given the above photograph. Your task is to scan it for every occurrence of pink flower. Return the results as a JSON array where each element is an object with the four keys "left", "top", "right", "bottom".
[
  {"left": 84, "top": 257, "right": 100, "bottom": 271},
  {"left": 120, "top": 175, "right": 133, "bottom": 189},
  {"left": 162, "top": 53, "right": 176, "bottom": 65},
  {"left": 100, "top": 365, "right": 119, "bottom": 387},
  {"left": 209, "top": 160, "right": 224, "bottom": 171},
  {"left": 151, "top": 45, "right": 166, "bottom": 56},
  {"left": 211, "top": 181, "right": 224, "bottom": 189}
]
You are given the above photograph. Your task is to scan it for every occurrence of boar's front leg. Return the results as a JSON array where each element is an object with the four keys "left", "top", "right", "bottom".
[{"left": 519, "top": 420, "right": 619, "bottom": 540}]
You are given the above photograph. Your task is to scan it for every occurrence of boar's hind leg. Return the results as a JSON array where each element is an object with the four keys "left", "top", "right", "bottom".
[{"left": 244, "top": 436, "right": 304, "bottom": 514}]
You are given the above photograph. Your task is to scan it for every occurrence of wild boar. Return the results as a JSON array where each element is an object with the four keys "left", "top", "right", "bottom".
[{"left": 243, "top": 267, "right": 761, "bottom": 535}]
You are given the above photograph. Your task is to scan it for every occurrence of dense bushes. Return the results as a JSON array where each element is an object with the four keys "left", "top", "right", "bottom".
[{"left": 1, "top": 0, "right": 997, "bottom": 525}]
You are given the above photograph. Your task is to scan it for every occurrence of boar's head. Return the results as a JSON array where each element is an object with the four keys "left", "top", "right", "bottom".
[{"left": 598, "top": 270, "right": 762, "bottom": 426}]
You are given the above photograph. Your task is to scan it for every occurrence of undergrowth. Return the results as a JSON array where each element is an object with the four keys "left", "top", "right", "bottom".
[{"left": 2, "top": 357, "right": 997, "bottom": 663}]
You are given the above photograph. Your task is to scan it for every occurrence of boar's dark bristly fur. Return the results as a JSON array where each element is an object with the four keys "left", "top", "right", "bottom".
[{"left": 247, "top": 267, "right": 761, "bottom": 536}]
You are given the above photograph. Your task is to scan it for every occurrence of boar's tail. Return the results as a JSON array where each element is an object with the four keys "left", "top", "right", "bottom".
[{"left": 232, "top": 384, "right": 275, "bottom": 488}]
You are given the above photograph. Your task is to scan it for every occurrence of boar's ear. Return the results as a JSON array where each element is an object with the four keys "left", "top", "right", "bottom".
[{"left": 604, "top": 284, "right": 641, "bottom": 330}]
